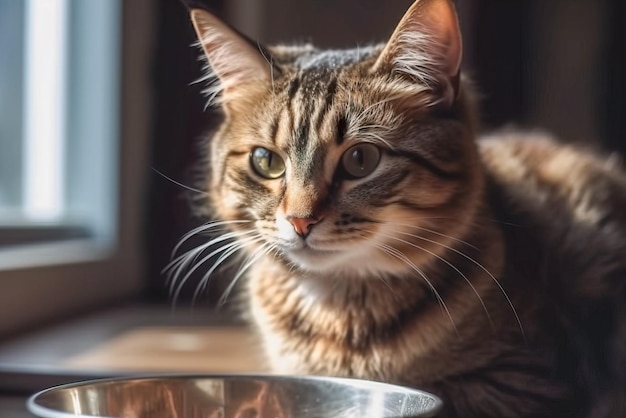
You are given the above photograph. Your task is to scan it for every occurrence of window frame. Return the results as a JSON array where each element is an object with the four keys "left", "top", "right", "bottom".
[{"left": 0, "top": 0, "right": 155, "bottom": 337}]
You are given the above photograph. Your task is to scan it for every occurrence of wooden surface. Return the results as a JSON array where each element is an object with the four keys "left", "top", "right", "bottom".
[
  {"left": 0, "top": 305, "right": 267, "bottom": 394},
  {"left": 64, "top": 326, "right": 268, "bottom": 373}
]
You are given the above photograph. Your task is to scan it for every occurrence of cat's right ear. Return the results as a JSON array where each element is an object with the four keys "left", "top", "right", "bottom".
[{"left": 190, "top": 9, "right": 273, "bottom": 105}]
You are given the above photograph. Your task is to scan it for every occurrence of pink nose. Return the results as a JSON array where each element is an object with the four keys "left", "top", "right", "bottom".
[{"left": 288, "top": 216, "right": 321, "bottom": 237}]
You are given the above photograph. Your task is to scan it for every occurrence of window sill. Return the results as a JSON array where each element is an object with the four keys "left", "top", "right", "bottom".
[
  {"left": 0, "top": 304, "right": 259, "bottom": 394},
  {"left": 0, "top": 221, "right": 90, "bottom": 249},
  {"left": 0, "top": 239, "right": 111, "bottom": 271}
]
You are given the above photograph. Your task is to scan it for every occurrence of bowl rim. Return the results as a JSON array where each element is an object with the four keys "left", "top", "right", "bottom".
[{"left": 27, "top": 372, "right": 443, "bottom": 418}]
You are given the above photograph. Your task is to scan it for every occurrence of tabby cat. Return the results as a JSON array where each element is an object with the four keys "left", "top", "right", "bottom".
[{"left": 173, "top": 0, "right": 626, "bottom": 416}]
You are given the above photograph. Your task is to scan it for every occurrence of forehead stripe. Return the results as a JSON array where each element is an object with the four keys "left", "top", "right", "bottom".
[
  {"left": 336, "top": 116, "right": 347, "bottom": 145},
  {"left": 313, "top": 77, "right": 338, "bottom": 132},
  {"left": 287, "top": 75, "right": 301, "bottom": 99}
]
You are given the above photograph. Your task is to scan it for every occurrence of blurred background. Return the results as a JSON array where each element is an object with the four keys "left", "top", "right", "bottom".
[{"left": 0, "top": 0, "right": 624, "bottom": 414}]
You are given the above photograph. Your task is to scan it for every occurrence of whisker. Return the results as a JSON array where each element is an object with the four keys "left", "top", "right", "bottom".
[
  {"left": 352, "top": 96, "right": 402, "bottom": 125},
  {"left": 171, "top": 220, "right": 253, "bottom": 258},
  {"left": 394, "top": 223, "right": 478, "bottom": 251},
  {"left": 354, "top": 124, "right": 396, "bottom": 148},
  {"left": 353, "top": 233, "right": 400, "bottom": 293},
  {"left": 170, "top": 240, "right": 243, "bottom": 302},
  {"left": 375, "top": 272, "right": 395, "bottom": 292},
  {"left": 165, "top": 228, "right": 256, "bottom": 282},
  {"left": 354, "top": 124, "right": 394, "bottom": 131},
  {"left": 218, "top": 241, "right": 275, "bottom": 306},
  {"left": 170, "top": 237, "right": 254, "bottom": 300},
  {"left": 152, "top": 167, "right": 208, "bottom": 196},
  {"left": 400, "top": 231, "right": 526, "bottom": 340},
  {"left": 168, "top": 232, "right": 260, "bottom": 304},
  {"left": 257, "top": 42, "right": 275, "bottom": 94},
  {"left": 374, "top": 230, "right": 494, "bottom": 330},
  {"left": 373, "top": 240, "right": 458, "bottom": 335},
  {"left": 357, "top": 130, "right": 395, "bottom": 150},
  {"left": 192, "top": 235, "right": 265, "bottom": 304},
  {"left": 165, "top": 242, "right": 212, "bottom": 286}
]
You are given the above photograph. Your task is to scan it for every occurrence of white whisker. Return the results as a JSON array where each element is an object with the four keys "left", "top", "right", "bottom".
[
  {"left": 165, "top": 228, "right": 256, "bottom": 281},
  {"left": 170, "top": 239, "right": 241, "bottom": 301},
  {"left": 357, "top": 130, "right": 395, "bottom": 150},
  {"left": 166, "top": 218, "right": 259, "bottom": 305},
  {"left": 400, "top": 230, "right": 526, "bottom": 340},
  {"left": 374, "top": 240, "right": 458, "bottom": 334},
  {"left": 257, "top": 42, "right": 275, "bottom": 94},
  {"left": 218, "top": 241, "right": 275, "bottom": 306},
  {"left": 170, "top": 220, "right": 253, "bottom": 258},
  {"left": 374, "top": 230, "right": 493, "bottom": 329},
  {"left": 192, "top": 235, "right": 265, "bottom": 303},
  {"left": 170, "top": 233, "right": 261, "bottom": 303},
  {"left": 165, "top": 242, "right": 212, "bottom": 285},
  {"left": 394, "top": 222, "right": 478, "bottom": 250},
  {"left": 352, "top": 96, "right": 399, "bottom": 125},
  {"left": 152, "top": 167, "right": 208, "bottom": 196}
]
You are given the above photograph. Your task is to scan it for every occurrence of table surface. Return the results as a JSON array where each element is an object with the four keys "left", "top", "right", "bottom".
[{"left": 0, "top": 304, "right": 267, "bottom": 417}]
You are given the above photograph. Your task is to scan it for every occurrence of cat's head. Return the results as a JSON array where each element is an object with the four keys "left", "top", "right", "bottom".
[{"left": 190, "top": 0, "right": 484, "bottom": 277}]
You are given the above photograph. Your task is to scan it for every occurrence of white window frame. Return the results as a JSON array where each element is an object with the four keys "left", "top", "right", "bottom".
[{"left": 0, "top": 0, "right": 154, "bottom": 337}]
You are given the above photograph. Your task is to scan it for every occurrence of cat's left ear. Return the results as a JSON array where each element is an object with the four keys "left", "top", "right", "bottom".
[
  {"left": 373, "top": 0, "right": 462, "bottom": 106},
  {"left": 190, "top": 9, "right": 273, "bottom": 105}
]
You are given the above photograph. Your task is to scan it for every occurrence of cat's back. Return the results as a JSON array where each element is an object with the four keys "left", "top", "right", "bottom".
[
  {"left": 478, "top": 132, "right": 626, "bottom": 288},
  {"left": 479, "top": 132, "right": 626, "bottom": 232}
]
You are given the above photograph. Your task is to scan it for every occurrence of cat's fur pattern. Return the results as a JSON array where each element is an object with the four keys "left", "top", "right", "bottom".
[{"left": 183, "top": 0, "right": 626, "bottom": 416}]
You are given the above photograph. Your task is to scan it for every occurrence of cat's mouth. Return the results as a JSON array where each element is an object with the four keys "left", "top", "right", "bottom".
[
  {"left": 280, "top": 239, "right": 371, "bottom": 273},
  {"left": 284, "top": 246, "right": 343, "bottom": 271},
  {"left": 286, "top": 240, "right": 335, "bottom": 256}
]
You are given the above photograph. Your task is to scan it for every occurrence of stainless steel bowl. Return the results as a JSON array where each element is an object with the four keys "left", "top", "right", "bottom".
[{"left": 28, "top": 374, "right": 442, "bottom": 417}]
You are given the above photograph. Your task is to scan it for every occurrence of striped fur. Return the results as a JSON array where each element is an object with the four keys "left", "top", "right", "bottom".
[{"left": 181, "top": 1, "right": 626, "bottom": 416}]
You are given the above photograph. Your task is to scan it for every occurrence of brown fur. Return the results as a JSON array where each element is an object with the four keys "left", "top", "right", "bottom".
[{"left": 176, "top": 1, "right": 626, "bottom": 416}]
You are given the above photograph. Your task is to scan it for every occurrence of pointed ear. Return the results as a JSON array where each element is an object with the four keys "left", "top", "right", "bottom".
[
  {"left": 190, "top": 9, "right": 272, "bottom": 104},
  {"left": 373, "top": 0, "right": 462, "bottom": 106}
]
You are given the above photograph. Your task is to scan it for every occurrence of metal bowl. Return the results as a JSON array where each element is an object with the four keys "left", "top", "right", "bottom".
[{"left": 28, "top": 374, "right": 442, "bottom": 417}]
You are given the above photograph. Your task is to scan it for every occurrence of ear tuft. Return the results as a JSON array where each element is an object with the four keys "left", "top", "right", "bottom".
[
  {"left": 373, "top": 0, "right": 462, "bottom": 106},
  {"left": 190, "top": 9, "right": 272, "bottom": 106}
]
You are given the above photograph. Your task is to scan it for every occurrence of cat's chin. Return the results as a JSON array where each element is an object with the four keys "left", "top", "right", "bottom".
[
  {"left": 284, "top": 248, "right": 339, "bottom": 272},
  {"left": 283, "top": 246, "right": 378, "bottom": 275}
]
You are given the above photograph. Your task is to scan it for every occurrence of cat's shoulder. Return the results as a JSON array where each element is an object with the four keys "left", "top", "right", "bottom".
[
  {"left": 478, "top": 130, "right": 624, "bottom": 185},
  {"left": 477, "top": 130, "right": 626, "bottom": 276},
  {"left": 477, "top": 131, "right": 626, "bottom": 218}
]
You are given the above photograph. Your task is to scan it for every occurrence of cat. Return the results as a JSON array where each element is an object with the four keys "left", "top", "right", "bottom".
[{"left": 171, "top": 0, "right": 626, "bottom": 416}]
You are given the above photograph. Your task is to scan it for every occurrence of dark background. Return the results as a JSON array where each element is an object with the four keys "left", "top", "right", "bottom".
[{"left": 146, "top": 0, "right": 625, "bottom": 304}]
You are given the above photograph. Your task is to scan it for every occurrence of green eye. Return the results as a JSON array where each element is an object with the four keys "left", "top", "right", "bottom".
[
  {"left": 341, "top": 143, "right": 381, "bottom": 179},
  {"left": 250, "top": 147, "right": 286, "bottom": 179}
]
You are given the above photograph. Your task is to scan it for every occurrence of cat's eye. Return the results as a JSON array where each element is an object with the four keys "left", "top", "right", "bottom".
[
  {"left": 250, "top": 147, "right": 286, "bottom": 179},
  {"left": 341, "top": 143, "right": 381, "bottom": 179}
]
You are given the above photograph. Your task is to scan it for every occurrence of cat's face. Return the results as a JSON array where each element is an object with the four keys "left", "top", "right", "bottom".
[{"left": 192, "top": 0, "right": 483, "bottom": 277}]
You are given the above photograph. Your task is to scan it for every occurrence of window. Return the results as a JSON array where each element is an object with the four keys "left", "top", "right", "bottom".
[
  {"left": 0, "top": 1, "right": 25, "bottom": 220},
  {"left": 0, "top": 0, "right": 153, "bottom": 336},
  {"left": 1, "top": 0, "right": 117, "bottom": 243}
]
